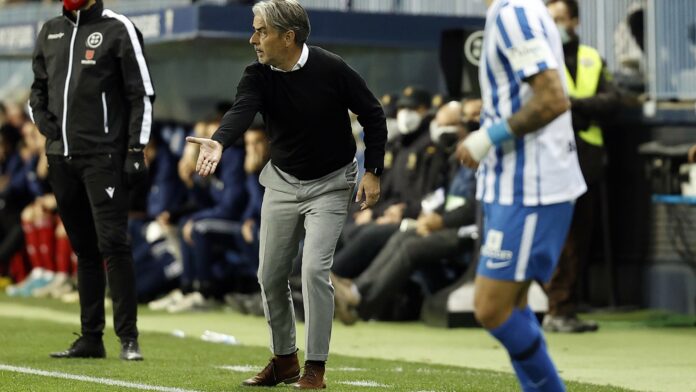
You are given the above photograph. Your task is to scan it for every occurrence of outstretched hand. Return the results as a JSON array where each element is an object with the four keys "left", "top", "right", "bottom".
[{"left": 186, "top": 137, "right": 223, "bottom": 177}]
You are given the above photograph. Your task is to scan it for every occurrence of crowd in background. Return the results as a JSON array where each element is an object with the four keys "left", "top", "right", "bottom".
[
  {"left": 0, "top": 86, "right": 484, "bottom": 324},
  {"left": 0, "top": 87, "right": 481, "bottom": 323}
]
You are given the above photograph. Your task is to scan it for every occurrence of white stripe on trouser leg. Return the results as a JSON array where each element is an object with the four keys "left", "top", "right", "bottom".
[{"left": 515, "top": 212, "right": 538, "bottom": 281}]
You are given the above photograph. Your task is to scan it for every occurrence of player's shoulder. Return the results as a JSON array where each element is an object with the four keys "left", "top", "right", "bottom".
[
  {"left": 100, "top": 9, "right": 140, "bottom": 34},
  {"left": 39, "top": 16, "right": 66, "bottom": 33},
  {"left": 495, "top": 0, "right": 546, "bottom": 20}
]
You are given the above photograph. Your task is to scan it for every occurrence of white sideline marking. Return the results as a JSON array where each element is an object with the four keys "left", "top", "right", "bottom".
[
  {"left": 331, "top": 367, "right": 367, "bottom": 372},
  {"left": 217, "top": 365, "right": 261, "bottom": 372},
  {"left": 0, "top": 364, "right": 200, "bottom": 392},
  {"left": 338, "top": 380, "right": 390, "bottom": 388}
]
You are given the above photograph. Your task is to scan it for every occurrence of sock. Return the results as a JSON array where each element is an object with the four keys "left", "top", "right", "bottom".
[
  {"left": 55, "top": 236, "right": 72, "bottom": 274},
  {"left": 277, "top": 351, "right": 297, "bottom": 358},
  {"left": 22, "top": 221, "right": 42, "bottom": 270},
  {"left": 36, "top": 216, "right": 56, "bottom": 272},
  {"left": 489, "top": 309, "right": 565, "bottom": 392},
  {"left": 306, "top": 360, "right": 325, "bottom": 367}
]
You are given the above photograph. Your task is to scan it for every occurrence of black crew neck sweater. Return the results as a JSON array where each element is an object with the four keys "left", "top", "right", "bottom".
[{"left": 211, "top": 46, "right": 387, "bottom": 181}]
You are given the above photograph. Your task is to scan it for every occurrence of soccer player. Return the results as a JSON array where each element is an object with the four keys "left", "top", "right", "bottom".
[{"left": 456, "top": 0, "right": 587, "bottom": 390}]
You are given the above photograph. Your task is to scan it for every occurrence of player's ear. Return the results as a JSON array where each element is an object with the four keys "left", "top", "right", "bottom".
[{"left": 285, "top": 30, "right": 296, "bottom": 47}]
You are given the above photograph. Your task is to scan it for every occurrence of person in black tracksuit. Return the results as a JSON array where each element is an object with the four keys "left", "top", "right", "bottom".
[{"left": 29, "top": 0, "right": 154, "bottom": 360}]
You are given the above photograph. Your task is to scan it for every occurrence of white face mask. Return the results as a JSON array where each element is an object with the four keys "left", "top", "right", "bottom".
[
  {"left": 396, "top": 109, "right": 422, "bottom": 135},
  {"left": 385, "top": 118, "right": 400, "bottom": 141},
  {"left": 557, "top": 23, "right": 571, "bottom": 44},
  {"left": 429, "top": 121, "right": 460, "bottom": 145}
]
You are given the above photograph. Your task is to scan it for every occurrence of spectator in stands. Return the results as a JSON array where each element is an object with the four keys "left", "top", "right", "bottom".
[
  {"left": 0, "top": 116, "right": 25, "bottom": 285},
  {"left": 222, "top": 117, "right": 269, "bottom": 313},
  {"left": 128, "top": 129, "right": 188, "bottom": 304},
  {"left": 332, "top": 87, "right": 449, "bottom": 279},
  {"left": 380, "top": 92, "right": 400, "bottom": 142},
  {"left": 545, "top": 0, "right": 621, "bottom": 333},
  {"left": 333, "top": 98, "right": 462, "bottom": 282},
  {"left": 152, "top": 117, "right": 260, "bottom": 313},
  {"left": 333, "top": 100, "right": 481, "bottom": 325},
  {"left": 7, "top": 121, "right": 75, "bottom": 299}
]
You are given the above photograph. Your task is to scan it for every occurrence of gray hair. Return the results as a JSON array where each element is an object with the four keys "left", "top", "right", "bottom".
[{"left": 252, "top": 0, "right": 311, "bottom": 45}]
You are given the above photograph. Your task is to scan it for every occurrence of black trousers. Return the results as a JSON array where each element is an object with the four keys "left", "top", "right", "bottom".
[
  {"left": 546, "top": 180, "right": 599, "bottom": 317},
  {"left": 47, "top": 154, "right": 138, "bottom": 340},
  {"left": 331, "top": 223, "right": 399, "bottom": 278},
  {"left": 355, "top": 228, "right": 466, "bottom": 319}
]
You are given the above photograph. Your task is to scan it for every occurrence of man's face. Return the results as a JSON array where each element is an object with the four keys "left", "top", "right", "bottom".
[
  {"left": 245, "top": 129, "right": 268, "bottom": 158},
  {"left": 250, "top": 16, "right": 288, "bottom": 67},
  {"left": 462, "top": 99, "right": 482, "bottom": 123},
  {"left": 548, "top": 2, "right": 578, "bottom": 36}
]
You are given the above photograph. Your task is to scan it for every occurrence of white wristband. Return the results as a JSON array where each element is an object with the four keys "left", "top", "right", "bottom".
[{"left": 462, "top": 130, "right": 493, "bottom": 162}]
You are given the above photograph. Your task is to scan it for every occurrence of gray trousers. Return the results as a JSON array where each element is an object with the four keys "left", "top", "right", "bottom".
[{"left": 258, "top": 160, "right": 357, "bottom": 361}]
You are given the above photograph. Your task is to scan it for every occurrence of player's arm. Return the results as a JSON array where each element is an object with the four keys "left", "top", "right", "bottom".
[
  {"left": 117, "top": 26, "right": 155, "bottom": 150},
  {"left": 458, "top": 69, "right": 569, "bottom": 168},
  {"left": 571, "top": 63, "right": 621, "bottom": 119},
  {"left": 339, "top": 59, "right": 387, "bottom": 209},
  {"left": 458, "top": 6, "right": 567, "bottom": 167},
  {"left": 28, "top": 25, "right": 60, "bottom": 140},
  {"left": 507, "top": 69, "right": 569, "bottom": 136}
]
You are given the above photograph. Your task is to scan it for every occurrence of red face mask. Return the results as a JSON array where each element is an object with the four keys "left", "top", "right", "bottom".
[{"left": 63, "top": 0, "right": 88, "bottom": 11}]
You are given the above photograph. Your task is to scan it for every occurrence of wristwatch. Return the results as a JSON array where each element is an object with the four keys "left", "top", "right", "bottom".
[{"left": 365, "top": 167, "right": 383, "bottom": 176}]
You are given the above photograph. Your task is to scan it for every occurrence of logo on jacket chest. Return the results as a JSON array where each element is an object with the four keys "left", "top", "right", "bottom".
[
  {"left": 81, "top": 32, "right": 104, "bottom": 65},
  {"left": 82, "top": 49, "right": 97, "bottom": 65},
  {"left": 81, "top": 32, "right": 102, "bottom": 65},
  {"left": 86, "top": 32, "right": 103, "bottom": 48}
]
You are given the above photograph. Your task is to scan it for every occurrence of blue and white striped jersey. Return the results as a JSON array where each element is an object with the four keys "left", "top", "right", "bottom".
[{"left": 476, "top": 0, "right": 586, "bottom": 206}]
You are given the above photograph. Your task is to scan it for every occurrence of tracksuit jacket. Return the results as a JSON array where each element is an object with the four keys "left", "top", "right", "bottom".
[{"left": 29, "top": 0, "right": 155, "bottom": 156}]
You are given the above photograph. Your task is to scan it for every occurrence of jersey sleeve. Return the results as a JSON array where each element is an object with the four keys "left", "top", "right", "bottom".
[{"left": 495, "top": 5, "right": 558, "bottom": 81}]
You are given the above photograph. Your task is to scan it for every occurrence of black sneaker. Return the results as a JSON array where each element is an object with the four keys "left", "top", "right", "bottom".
[
  {"left": 50, "top": 333, "right": 106, "bottom": 359},
  {"left": 120, "top": 339, "right": 143, "bottom": 361}
]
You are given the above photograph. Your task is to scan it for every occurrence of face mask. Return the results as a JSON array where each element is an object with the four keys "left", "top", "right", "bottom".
[
  {"left": 429, "top": 122, "right": 460, "bottom": 145},
  {"left": 557, "top": 23, "right": 571, "bottom": 44},
  {"left": 385, "top": 118, "right": 400, "bottom": 141},
  {"left": 63, "top": 0, "right": 88, "bottom": 11},
  {"left": 396, "top": 110, "right": 422, "bottom": 135}
]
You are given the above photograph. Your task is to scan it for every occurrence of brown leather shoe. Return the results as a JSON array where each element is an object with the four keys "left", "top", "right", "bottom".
[
  {"left": 331, "top": 273, "right": 360, "bottom": 326},
  {"left": 293, "top": 362, "right": 326, "bottom": 389},
  {"left": 241, "top": 353, "right": 300, "bottom": 387}
]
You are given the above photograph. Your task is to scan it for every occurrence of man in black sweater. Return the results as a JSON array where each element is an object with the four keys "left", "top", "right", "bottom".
[{"left": 186, "top": 0, "right": 387, "bottom": 389}]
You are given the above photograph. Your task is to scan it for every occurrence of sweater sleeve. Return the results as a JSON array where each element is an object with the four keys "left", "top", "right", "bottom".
[
  {"left": 115, "top": 24, "right": 155, "bottom": 149},
  {"left": 337, "top": 60, "right": 387, "bottom": 170},
  {"left": 28, "top": 25, "right": 57, "bottom": 135},
  {"left": 212, "top": 65, "right": 264, "bottom": 149}
]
